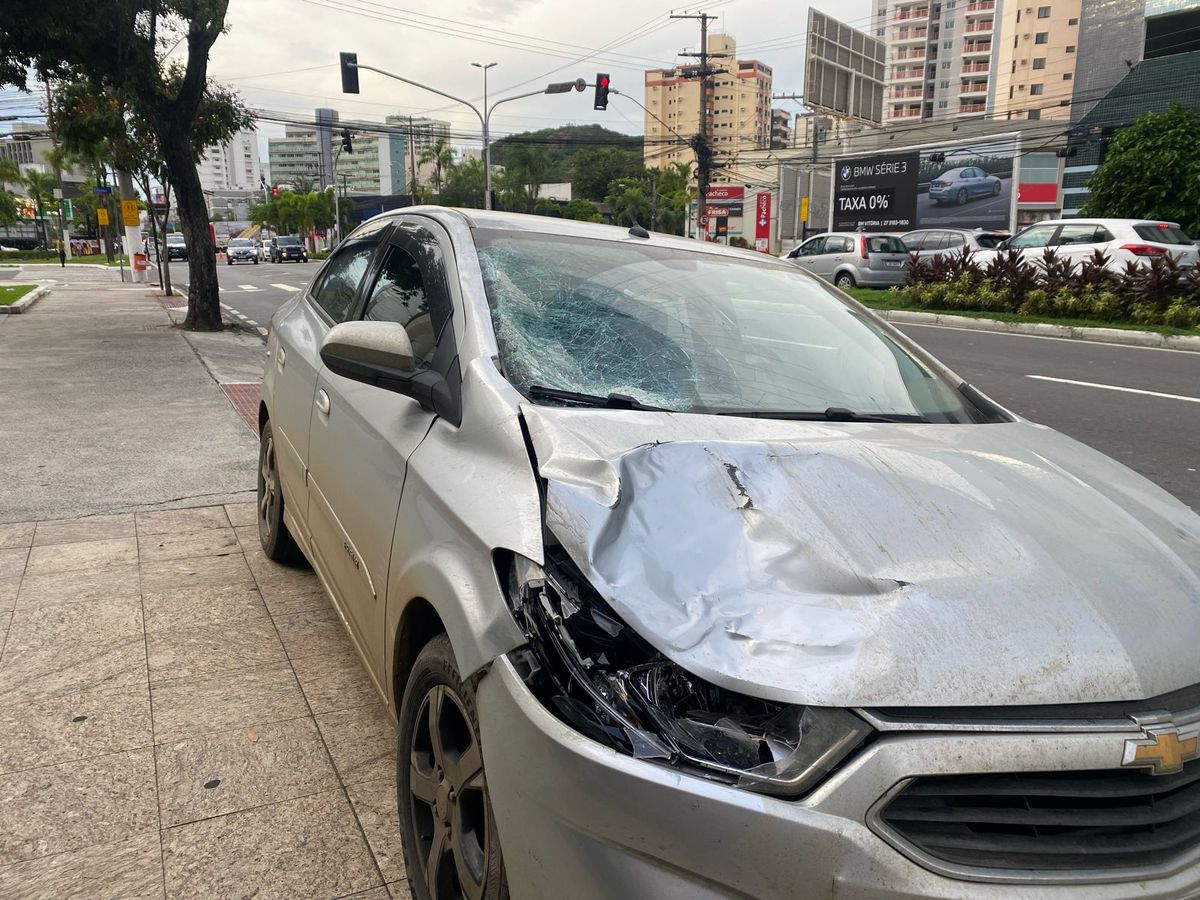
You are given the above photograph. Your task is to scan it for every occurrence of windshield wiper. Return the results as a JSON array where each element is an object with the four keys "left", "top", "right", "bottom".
[
  {"left": 525, "top": 384, "right": 672, "bottom": 412},
  {"left": 714, "top": 406, "right": 928, "bottom": 423}
]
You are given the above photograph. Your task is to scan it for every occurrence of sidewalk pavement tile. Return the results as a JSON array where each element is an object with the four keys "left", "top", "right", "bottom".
[
  {"left": 138, "top": 527, "right": 240, "bottom": 564},
  {"left": 150, "top": 662, "right": 309, "bottom": 745},
  {"left": 24, "top": 537, "right": 139, "bottom": 576},
  {"left": 142, "top": 583, "right": 269, "bottom": 632},
  {"left": 0, "top": 523, "right": 34, "bottom": 551},
  {"left": 291, "top": 649, "right": 383, "bottom": 715},
  {"left": 224, "top": 502, "right": 257, "bottom": 528},
  {"left": 0, "top": 831, "right": 165, "bottom": 900},
  {"left": 0, "top": 549, "right": 27, "bottom": 581},
  {"left": 316, "top": 706, "right": 397, "bottom": 787},
  {"left": 0, "top": 683, "right": 152, "bottom": 776},
  {"left": 390, "top": 882, "right": 413, "bottom": 899},
  {"left": 3, "top": 595, "right": 143, "bottom": 653},
  {"left": 346, "top": 777, "right": 406, "bottom": 885},
  {"left": 0, "top": 747, "right": 158, "bottom": 865},
  {"left": 139, "top": 553, "right": 254, "bottom": 594},
  {"left": 146, "top": 619, "right": 287, "bottom": 682},
  {"left": 15, "top": 564, "right": 140, "bottom": 609},
  {"left": 339, "top": 888, "right": 393, "bottom": 900},
  {"left": 32, "top": 514, "right": 135, "bottom": 547},
  {"left": 155, "top": 716, "right": 338, "bottom": 827},
  {"left": 273, "top": 607, "right": 354, "bottom": 661},
  {"left": 161, "top": 789, "right": 381, "bottom": 899},
  {"left": 0, "top": 635, "right": 147, "bottom": 703},
  {"left": 0, "top": 579, "right": 16, "bottom": 613},
  {"left": 135, "top": 507, "right": 230, "bottom": 536}
]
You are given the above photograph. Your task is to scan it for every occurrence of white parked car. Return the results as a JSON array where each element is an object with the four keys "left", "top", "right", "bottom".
[{"left": 974, "top": 218, "right": 1199, "bottom": 270}]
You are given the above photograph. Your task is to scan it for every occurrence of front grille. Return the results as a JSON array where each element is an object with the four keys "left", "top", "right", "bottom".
[{"left": 879, "top": 762, "right": 1200, "bottom": 873}]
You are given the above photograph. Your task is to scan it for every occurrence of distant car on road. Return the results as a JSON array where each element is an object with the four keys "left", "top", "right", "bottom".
[
  {"left": 782, "top": 232, "right": 908, "bottom": 288},
  {"left": 271, "top": 236, "right": 308, "bottom": 263},
  {"left": 901, "top": 227, "right": 1010, "bottom": 261},
  {"left": 256, "top": 240, "right": 269, "bottom": 262},
  {"left": 227, "top": 238, "right": 258, "bottom": 266},
  {"left": 974, "top": 218, "right": 1199, "bottom": 270},
  {"left": 927, "top": 167, "right": 1002, "bottom": 206},
  {"left": 165, "top": 234, "right": 188, "bottom": 261}
]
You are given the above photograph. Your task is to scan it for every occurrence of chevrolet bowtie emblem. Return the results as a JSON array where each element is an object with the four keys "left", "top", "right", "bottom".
[{"left": 1122, "top": 724, "right": 1200, "bottom": 775}]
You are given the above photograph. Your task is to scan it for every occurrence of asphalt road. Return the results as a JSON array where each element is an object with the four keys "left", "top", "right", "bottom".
[
  {"left": 200, "top": 262, "right": 1199, "bottom": 511},
  {"left": 915, "top": 176, "right": 1011, "bottom": 229},
  {"left": 896, "top": 323, "right": 1200, "bottom": 510}
]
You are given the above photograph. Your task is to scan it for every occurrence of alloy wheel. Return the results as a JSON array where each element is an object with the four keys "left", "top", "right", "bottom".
[
  {"left": 258, "top": 432, "right": 280, "bottom": 536},
  {"left": 408, "top": 684, "right": 491, "bottom": 900}
]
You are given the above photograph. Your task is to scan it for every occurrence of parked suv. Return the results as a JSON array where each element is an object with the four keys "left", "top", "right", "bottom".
[
  {"left": 165, "top": 233, "right": 187, "bottom": 261},
  {"left": 259, "top": 208, "right": 1200, "bottom": 900},
  {"left": 271, "top": 235, "right": 307, "bottom": 263},
  {"left": 901, "top": 227, "right": 1009, "bottom": 260},
  {"left": 782, "top": 231, "right": 908, "bottom": 288},
  {"left": 226, "top": 237, "right": 258, "bottom": 265},
  {"left": 974, "top": 218, "right": 1199, "bottom": 270}
]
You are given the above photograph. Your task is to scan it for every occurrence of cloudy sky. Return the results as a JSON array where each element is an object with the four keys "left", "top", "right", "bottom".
[{"left": 206, "top": 0, "right": 872, "bottom": 152}]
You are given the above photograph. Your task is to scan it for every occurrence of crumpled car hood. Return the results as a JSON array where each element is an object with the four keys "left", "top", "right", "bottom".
[{"left": 521, "top": 405, "right": 1200, "bottom": 708}]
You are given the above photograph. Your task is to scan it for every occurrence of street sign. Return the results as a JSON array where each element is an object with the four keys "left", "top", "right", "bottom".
[
  {"left": 92, "top": 185, "right": 113, "bottom": 196},
  {"left": 96, "top": 207, "right": 109, "bottom": 226},
  {"left": 754, "top": 192, "right": 772, "bottom": 252},
  {"left": 800, "top": 196, "right": 810, "bottom": 224},
  {"left": 120, "top": 199, "right": 140, "bottom": 227},
  {"left": 62, "top": 199, "right": 73, "bottom": 221}
]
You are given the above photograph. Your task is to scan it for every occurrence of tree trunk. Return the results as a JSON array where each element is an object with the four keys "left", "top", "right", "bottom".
[{"left": 163, "top": 134, "right": 221, "bottom": 331}]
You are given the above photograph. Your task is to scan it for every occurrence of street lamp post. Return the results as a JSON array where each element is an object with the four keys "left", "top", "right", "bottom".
[
  {"left": 472, "top": 62, "right": 497, "bottom": 209},
  {"left": 341, "top": 57, "right": 585, "bottom": 211}
]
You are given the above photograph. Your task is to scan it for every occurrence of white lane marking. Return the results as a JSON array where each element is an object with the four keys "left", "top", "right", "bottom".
[
  {"left": 1026, "top": 375, "right": 1200, "bottom": 404},
  {"left": 237, "top": 284, "right": 260, "bottom": 292},
  {"left": 899, "top": 321, "right": 1195, "bottom": 355},
  {"left": 270, "top": 283, "right": 301, "bottom": 292}
]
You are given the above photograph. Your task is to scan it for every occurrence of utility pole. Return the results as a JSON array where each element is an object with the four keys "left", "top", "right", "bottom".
[
  {"left": 472, "top": 63, "right": 497, "bottom": 209},
  {"left": 407, "top": 115, "right": 419, "bottom": 199},
  {"left": 672, "top": 11, "right": 721, "bottom": 241}
]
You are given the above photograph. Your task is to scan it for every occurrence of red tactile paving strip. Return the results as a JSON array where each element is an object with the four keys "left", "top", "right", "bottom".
[
  {"left": 157, "top": 294, "right": 187, "bottom": 309},
  {"left": 220, "top": 382, "right": 262, "bottom": 435}
]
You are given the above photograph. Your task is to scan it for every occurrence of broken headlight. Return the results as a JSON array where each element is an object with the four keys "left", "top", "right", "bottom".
[{"left": 502, "top": 552, "right": 873, "bottom": 799}]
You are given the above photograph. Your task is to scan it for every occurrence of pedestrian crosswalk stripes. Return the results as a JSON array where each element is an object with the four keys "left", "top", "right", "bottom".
[
  {"left": 270, "top": 283, "right": 301, "bottom": 292},
  {"left": 237, "top": 284, "right": 261, "bottom": 292}
]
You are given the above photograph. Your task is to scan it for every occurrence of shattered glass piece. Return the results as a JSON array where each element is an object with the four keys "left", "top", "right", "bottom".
[{"left": 625, "top": 726, "right": 673, "bottom": 760}]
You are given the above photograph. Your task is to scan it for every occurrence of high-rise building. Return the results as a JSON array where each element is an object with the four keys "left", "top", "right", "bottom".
[
  {"left": 877, "top": 0, "right": 998, "bottom": 124},
  {"left": 770, "top": 108, "right": 793, "bottom": 148},
  {"left": 267, "top": 118, "right": 406, "bottom": 195},
  {"left": 992, "top": 1, "right": 1083, "bottom": 122},
  {"left": 642, "top": 35, "right": 773, "bottom": 172},
  {"left": 383, "top": 115, "right": 451, "bottom": 158},
  {"left": 197, "top": 129, "right": 262, "bottom": 193}
]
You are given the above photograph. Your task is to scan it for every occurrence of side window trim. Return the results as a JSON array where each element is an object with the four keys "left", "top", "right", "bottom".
[{"left": 305, "top": 230, "right": 392, "bottom": 326}]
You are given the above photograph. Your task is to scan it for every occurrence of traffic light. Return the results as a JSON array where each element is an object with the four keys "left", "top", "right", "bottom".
[
  {"left": 340, "top": 52, "right": 360, "bottom": 94},
  {"left": 594, "top": 73, "right": 610, "bottom": 111},
  {"left": 341, "top": 128, "right": 353, "bottom": 153}
]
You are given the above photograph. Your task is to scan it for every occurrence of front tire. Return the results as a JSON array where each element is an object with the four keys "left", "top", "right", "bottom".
[
  {"left": 834, "top": 271, "right": 856, "bottom": 289},
  {"left": 993, "top": 181, "right": 1001, "bottom": 195},
  {"left": 257, "top": 419, "right": 300, "bottom": 562},
  {"left": 398, "top": 635, "right": 507, "bottom": 900}
]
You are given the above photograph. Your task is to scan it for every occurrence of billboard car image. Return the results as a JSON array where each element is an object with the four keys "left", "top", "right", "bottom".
[{"left": 833, "top": 138, "right": 1017, "bottom": 233}]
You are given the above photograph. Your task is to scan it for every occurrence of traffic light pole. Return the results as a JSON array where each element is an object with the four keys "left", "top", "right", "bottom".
[{"left": 342, "top": 59, "right": 583, "bottom": 211}]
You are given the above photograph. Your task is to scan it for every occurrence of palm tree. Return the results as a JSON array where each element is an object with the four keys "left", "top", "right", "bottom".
[
  {"left": 22, "top": 169, "right": 57, "bottom": 248},
  {"left": 418, "top": 140, "right": 454, "bottom": 194},
  {"left": 0, "top": 159, "right": 19, "bottom": 189},
  {"left": 607, "top": 180, "right": 652, "bottom": 228}
]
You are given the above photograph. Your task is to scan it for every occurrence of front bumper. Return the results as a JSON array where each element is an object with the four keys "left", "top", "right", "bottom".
[{"left": 477, "top": 655, "right": 1200, "bottom": 900}]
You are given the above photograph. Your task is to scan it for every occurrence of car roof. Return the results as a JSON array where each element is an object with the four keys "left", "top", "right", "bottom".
[
  {"left": 904, "top": 227, "right": 1007, "bottom": 235},
  {"left": 1024, "top": 218, "right": 1181, "bottom": 227}
]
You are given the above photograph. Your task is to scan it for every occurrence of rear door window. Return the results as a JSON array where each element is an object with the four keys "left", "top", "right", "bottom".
[
  {"left": 1054, "top": 223, "right": 1105, "bottom": 246},
  {"left": 1133, "top": 224, "right": 1192, "bottom": 245},
  {"left": 943, "top": 232, "right": 966, "bottom": 249},
  {"left": 829, "top": 236, "right": 855, "bottom": 253}
]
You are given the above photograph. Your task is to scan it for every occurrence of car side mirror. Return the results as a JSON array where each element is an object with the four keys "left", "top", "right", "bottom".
[{"left": 320, "top": 321, "right": 451, "bottom": 417}]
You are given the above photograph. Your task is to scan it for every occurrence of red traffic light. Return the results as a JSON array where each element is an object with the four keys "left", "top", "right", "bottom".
[
  {"left": 594, "top": 73, "right": 611, "bottom": 111},
  {"left": 599, "top": 76, "right": 609, "bottom": 87}
]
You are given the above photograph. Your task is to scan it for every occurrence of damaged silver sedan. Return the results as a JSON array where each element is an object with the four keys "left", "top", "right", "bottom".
[{"left": 259, "top": 208, "right": 1200, "bottom": 899}]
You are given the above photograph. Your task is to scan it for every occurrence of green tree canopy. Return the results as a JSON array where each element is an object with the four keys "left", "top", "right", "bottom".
[
  {"left": 570, "top": 146, "right": 645, "bottom": 201},
  {"left": 1081, "top": 102, "right": 1200, "bottom": 235}
]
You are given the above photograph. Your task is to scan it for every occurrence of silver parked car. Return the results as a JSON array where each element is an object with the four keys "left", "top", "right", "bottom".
[
  {"left": 901, "top": 227, "right": 1010, "bottom": 260},
  {"left": 260, "top": 208, "right": 1200, "bottom": 900},
  {"left": 927, "top": 166, "right": 1002, "bottom": 205},
  {"left": 782, "top": 231, "right": 908, "bottom": 288}
]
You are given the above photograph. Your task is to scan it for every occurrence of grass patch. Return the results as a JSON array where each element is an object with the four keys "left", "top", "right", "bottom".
[
  {"left": 0, "top": 284, "right": 35, "bottom": 305},
  {"left": 844, "top": 287, "right": 1199, "bottom": 338}
]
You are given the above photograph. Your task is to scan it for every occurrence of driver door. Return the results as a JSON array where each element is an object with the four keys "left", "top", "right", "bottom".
[
  {"left": 793, "top": 236, "right": 826, "bottom": 273},
  {"left": 305, "top": 218, "right": 459, "bottom": 678}
]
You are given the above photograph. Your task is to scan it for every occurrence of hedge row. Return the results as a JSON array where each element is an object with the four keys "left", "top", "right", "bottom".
[{"left": 897, "top": 248, "right": 1200, "bottom": 329}]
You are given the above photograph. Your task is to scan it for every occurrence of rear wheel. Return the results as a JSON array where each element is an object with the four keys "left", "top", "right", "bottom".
[
  {"left": 257, "top": 420, "right": 300, "bottom": 562},
  {"left": 398, "top": 635, "right": 507, "bottom": 900},
  {"left": 993, "top": 181, "right": 1001, "bottom": 195},
  {"left": 956, "top": 188, "right": 968, "bottom": 206},
  {"left": 834, "top": 271, "right": 856, "bottom": 289}
]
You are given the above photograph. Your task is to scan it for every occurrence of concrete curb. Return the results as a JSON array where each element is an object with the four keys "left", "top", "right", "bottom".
[
  {"left": 0, "top": 284, "right": 51, "bottom": 314},
  {"left": 2, "top": 262, "right": 120, "bottom": 270},
  {"left": 876, "top": 308, "right": 1200, "bottom": 352}
]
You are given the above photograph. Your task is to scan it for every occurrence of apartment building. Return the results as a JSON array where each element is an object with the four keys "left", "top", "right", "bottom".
[
  {"left": 643, "top": 35, "right": 773, "bottom": 171},
  {"left": 992, "top": 1, "right": 1082, "bottom": 121},
  {"left": 268, "top": 119, "right": 407, "bottom": 194},
  {"left": 196, "top": 129, "right": 262, "bottom": 194},
  {"left": 877, "top": 0, "right": 1000, "bottom": 124}
]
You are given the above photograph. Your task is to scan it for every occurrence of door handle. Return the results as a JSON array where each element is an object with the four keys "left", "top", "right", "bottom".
[
  {"left": 315, "top": 389, "right": 330, "bottom": 415},
  {"left": 277, "top": 346, "right": 286, "bottom": 370}
]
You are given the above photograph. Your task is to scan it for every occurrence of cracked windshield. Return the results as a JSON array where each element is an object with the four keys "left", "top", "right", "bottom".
[{"left": 477, "top": 230, "right": 979, "bottom": 421}]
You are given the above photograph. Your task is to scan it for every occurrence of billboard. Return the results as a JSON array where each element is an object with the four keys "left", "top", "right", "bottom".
[
  {"left": 803, "top": 9, "right": 885, "bottom": 126},
  {"left": 832, "top": 138, "right": 1017, "bottom": 232}
]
